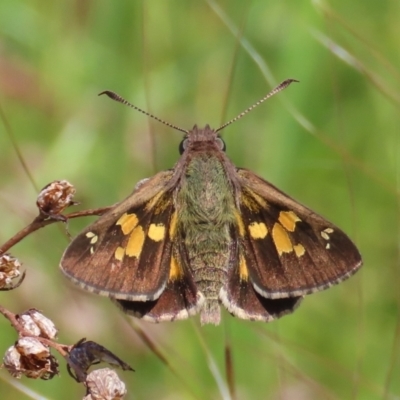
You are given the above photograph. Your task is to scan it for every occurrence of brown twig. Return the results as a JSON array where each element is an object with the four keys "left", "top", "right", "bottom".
[{"left": 0, "top": 206, "right": 111, "bottom": 255}]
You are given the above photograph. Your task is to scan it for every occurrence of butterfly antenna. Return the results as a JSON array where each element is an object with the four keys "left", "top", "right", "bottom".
[
  {"left": 99, "top": 91, "right": 189, "bottom": 134},
  {"left": 215, "top": 79, "right": 299, "bottom": 133}
]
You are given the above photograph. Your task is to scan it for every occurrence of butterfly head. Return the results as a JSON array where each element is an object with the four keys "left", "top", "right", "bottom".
[{"left": 179, "top": 125, "right": 226, "bottom": 155}]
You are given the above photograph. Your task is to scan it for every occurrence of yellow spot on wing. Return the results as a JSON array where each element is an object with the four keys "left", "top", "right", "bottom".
[
  {"left": 272, "top": 223, "right": 293, "bottom": 255},
  {"left": 145, "top": 191, "right": 164, "bottom": 211},
  {"left": 321, "top": 231, "right": 330, "bottom": 240},
  {"left": 169, "top": 212, "right": 178, "bottom": 238},
  {"left": 86, "top": 232, "right": 98, "bottom": 253},
  {"left": 239, "top": 254, "right": 248, "bottom": 280},
  {"left": 278, "top": 211, "right": 301, "bottom": 232},
  {"left": 248, "top": 189, "right": 267, "bottom": 209},
  {"left": 293, "top": 244, "right": 306, "bottom": 257},
  {"left": 117, "top": 213, "right": 139, "bottom": 235},
  {"left": 114, "top": 246, "right": 125, "bottom": 261},
  {"left": 126, "top": 225, "right": 145, "bottom": 258},
  {"left": 169, "top": 256, "right": 182, "bottom": 280},
  {"left": 234, "top": 210, "right": 245, "bottom": 237},
  {"left": 241, "top": 189, "right": 267, "bottom": 211},
  {"left": 148, "top": 223, "right": 165, "bottom": 242},
  {"left": 248, "top": 222, "right": 268, "bottom": 239}
]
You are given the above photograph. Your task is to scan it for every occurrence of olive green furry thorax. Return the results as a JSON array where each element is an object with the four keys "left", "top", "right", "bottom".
[{"left": 176, "top": 154, "right": 236, "bottom": 324}]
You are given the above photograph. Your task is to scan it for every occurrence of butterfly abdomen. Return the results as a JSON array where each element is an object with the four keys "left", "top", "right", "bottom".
[{"left": 177, "top": 155, "right": 236, "bottom": 325}]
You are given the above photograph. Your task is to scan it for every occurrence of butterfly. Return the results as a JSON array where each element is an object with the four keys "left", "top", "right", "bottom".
[{"left": 60, "top": 79, "right": 362, "bottom": 325}]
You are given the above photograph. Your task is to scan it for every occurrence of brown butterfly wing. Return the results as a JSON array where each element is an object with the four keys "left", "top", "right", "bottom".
[
  {"left": 61, "top": 169, "right": 204, "bottom": 321},
  {"left": 114, "top": 244, "right": 204, "bottom": 322},
  {"left": 220, "top": 227, "right": 303, "bottom": 321},
  {"left": 114, "top": 221, "right": 205, "bottom": 322},
  {"left": 234, "top": 168, "right": 362, "bottom": 299},
  {"left": 60, "top": 171, "right": 175, "bottom": 300}
]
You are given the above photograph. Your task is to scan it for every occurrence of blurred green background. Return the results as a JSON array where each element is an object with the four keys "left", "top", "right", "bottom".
[{"left": 0, "top": 1, "right": 399, "bottom": 399}]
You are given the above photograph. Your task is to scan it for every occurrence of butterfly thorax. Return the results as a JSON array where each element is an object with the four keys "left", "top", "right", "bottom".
[{"left": 176, "top": 153, "right": 236, "bottom": 325}]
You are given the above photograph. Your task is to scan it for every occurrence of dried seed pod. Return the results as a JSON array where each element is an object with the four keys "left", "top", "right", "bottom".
[
  {"left": 17, "top": 314, "right": 41, "bottom": 336},
  {"left": 28, "top": 309, "right": 58, "bottom": 339},
  {"left": 17, "top": 309, "right": 58, "bottom": 339},
  {"left": 3, "top": 338, "right": 59, "bottom": 380},
  {"left": 36, "top": 180, "right": 77, "bottom": 217},
  {"left": 0, "top": 253, "right": 23, "bottom": 290},
  {"left": 2, "top": 345, "right": 23, "bottom": 379},
  {"left": 83, "top": 369, "right": 127, "bottom": 400},
  {"left": 15, "top": 337, "right": 50, "bottom": 360}
]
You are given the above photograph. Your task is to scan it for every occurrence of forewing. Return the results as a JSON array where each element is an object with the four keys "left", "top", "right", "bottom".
[
  {"left": 60, "top": 170, "right": 176, "bottom": 301},
  {"left": 235, "top": 168, "right": 362, "bottom": 298}
]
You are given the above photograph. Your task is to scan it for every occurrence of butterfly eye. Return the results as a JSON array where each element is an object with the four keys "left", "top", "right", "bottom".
[
  {"left": 179, "top": 138, "right": 189, "bottom": 154},
  {"left": 216, "top": 137, "right": 226, "bottom": 151}
]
